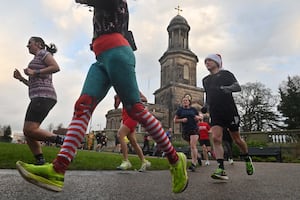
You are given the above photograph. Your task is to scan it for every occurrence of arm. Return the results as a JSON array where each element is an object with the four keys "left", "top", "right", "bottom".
[
  {"left": 220, "top": 82, "right": 241, "bottom": 93},
  {"left": 114, "top": 95, "right": 121, "bottom": 109},
  {"left": 75, "top": 0, "right": 117, "bottom": 7},
  {"left": 174, "top": 115, "right": 187, "bottom": 123},
  {"left": 41, "top": 53, "right": 60, "bottom": 74},
  {"left": 24, "top": 54, "right": 60, "bottom": 77},
  {"left": 13, "top": 69, "right": 28, "bottom": 86}
]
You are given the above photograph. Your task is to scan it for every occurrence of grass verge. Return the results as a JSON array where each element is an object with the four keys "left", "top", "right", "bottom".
[{"left": 0, "top": 142, "right": 171, "bottom": 170}]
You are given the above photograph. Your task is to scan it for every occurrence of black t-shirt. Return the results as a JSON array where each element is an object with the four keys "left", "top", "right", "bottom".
[
  {"left": 176, "top": 107, "right": 199, "bottom": 132},
  {"left": 202, "top": 70, "right": 239, "bottom": 116}
]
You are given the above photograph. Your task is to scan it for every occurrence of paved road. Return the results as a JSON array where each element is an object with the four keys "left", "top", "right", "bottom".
[{"left": 0, "top": 161, "right": 299, "bottom": 200}]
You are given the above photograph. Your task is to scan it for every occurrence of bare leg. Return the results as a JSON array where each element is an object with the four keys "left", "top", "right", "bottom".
[
  {"left": 190, "top": 135, "right": 199, "bottom": 165},
  {"left": 118, "top": 125, "right": 130, "bottom": 161},
  {"left": 23, "top": 121, "right": 60, "bottom": 155},
  {"left": 202, "top": 144, "right": 208, "bottom": 161},
  {"left": 229, "top": 131, "right": 248, "bottom": 154},
  {"left": 211, "top": 125, "right": 224, "bottom": 160},
  {"left": 128, "top": 131, "right": 145, "bottom": 161}
]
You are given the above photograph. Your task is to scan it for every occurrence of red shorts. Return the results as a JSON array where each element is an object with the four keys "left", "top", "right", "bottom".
[{"left": 122, "top": 108, "right": 138, "bottom": 133}]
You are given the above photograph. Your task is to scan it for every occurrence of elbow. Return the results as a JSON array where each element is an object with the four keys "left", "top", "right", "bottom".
[{"left": 54, "top": 67, "right": 60, "bottom": 73}]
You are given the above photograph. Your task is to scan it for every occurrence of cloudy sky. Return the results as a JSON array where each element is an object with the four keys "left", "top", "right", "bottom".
[{"left": 1, "top": 0, "right": 300, "bottom": 132}]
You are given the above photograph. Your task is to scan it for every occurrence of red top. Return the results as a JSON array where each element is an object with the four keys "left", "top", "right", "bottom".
[
  {"left": 198, "top": 122, "right": 210, "bottom": 140},
  {"left": 92, "top": 33, "right": 130, "bottom": 56}
]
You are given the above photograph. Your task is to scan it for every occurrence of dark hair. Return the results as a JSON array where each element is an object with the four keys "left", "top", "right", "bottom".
[{"left": 31, "top": 36, "right": 58, "bottom": 55}]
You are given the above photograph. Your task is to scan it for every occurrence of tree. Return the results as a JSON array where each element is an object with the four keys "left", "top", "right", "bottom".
[
  {"left": 234, "top": 82, "right": 281, "bottom": 132},
  {"left": 278, "top": 75, "right": 300, "bottom": 129},
  {"left": 0, "top": 125, "right": 12, "bottom": 142}
]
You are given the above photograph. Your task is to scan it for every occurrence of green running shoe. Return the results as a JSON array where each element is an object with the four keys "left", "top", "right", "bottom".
[
  {"left": 170, "top": 152, "right": 188, "bottom": 193},
  {"left": 16, "top": 161, "right": 64, "bottom": 192},
  {"left": 211, "top": 168, "right": 229, "bottom": 180},
  {"left": 246, "top": 156, "right": 255, "bottom": 175}
]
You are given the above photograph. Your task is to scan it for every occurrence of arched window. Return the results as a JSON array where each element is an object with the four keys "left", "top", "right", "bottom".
[{"left": 183, "top": 64, "right": 189, "bottom": 80}]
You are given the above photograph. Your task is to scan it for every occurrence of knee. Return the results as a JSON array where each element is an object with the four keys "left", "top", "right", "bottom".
[
  {"left": 212, "top": 134, "right": 222, "bottom": 145},
  {"left": 233, "top": 137, "right": 243, "bottom": 145},
  {"left": 126, "top": 103, "right": 146, "bottom": 121},
  {"left": 74, "top": 95, "right": 96, "bottom": 117},
  {"left": 23, "top": 124, "right": 36, "bottom": 137},
  {"left": 23, "top": 127, "right": 31, "bottom": 137}
]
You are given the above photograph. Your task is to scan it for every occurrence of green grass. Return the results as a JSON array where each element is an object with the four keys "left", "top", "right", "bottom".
[{"left": 0, "top": 142, "right": 171, "bottom": 170}]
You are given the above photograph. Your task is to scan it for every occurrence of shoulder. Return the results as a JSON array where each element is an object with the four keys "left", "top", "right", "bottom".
[
  {"left": 36, "top": 49, "right": 50, "bottom": 60},
  {"left": 176, "top": 107, "right": 183, "bottom": 112},
  {"left": 220, "top": 69, "right": 234, "bottom": 76},
  {"left": 202, "top": 74, "right": 211, "bottom": 81}
]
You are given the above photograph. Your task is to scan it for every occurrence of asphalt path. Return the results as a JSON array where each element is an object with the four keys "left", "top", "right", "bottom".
[{"left": 0, "top": 161, "right": 299, "bottom": 200}]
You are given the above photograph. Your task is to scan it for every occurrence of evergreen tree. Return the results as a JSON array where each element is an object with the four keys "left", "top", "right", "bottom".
[
  {"left": 278, "top": 75, "right": 300, "bottom": 129},
  {"left": 0, "top": 125, "right": 12, "bottom": 142}
]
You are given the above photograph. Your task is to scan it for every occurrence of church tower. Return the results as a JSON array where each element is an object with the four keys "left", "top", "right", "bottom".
[{"left": 154, "top": 11, "right": 204, "bottom": 132}]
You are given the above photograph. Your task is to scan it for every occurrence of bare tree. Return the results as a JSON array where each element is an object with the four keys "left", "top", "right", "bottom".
[{"left": 234, "top": 82, "right": 281, "bottom": 131}]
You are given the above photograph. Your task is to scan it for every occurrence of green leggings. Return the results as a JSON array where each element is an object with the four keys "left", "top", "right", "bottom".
[{"left": 81, "top": 46, "right": 140, "bottom": 109}]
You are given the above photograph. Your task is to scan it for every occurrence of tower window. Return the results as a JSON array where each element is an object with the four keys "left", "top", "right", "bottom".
[{"left": 183, "top": 64, "right": 189, "bottom": 80}]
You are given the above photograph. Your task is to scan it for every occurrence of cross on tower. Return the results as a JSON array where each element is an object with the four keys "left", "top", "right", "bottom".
[{"left": 175, "top": 5, "right": 183, "bottom": 15}]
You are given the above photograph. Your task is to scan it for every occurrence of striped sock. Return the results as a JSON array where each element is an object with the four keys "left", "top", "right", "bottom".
[
  {"left": 132, "top": 105, "right": 178, "bottom": 164},
  {"left": 53, "top": 95, "right": 94, "bottom": 173}
]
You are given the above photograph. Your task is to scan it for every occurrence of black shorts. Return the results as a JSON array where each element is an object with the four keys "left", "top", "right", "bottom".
[
  {"left": 199, "top": 139, "right": 211, "bottom": 147},
  {"left": 182, "top": 130, "right": 198, "bottom": 142},
  {"left": 210, "top": 113, "right": 240, "bottom": 132},
  {"left": 25, "top": 97, "right": 56, "bottom": 124}
]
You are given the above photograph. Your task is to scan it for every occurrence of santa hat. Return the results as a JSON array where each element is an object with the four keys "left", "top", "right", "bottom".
[{"left": 204, "top": 54, "right": 222, "bottom": 68}]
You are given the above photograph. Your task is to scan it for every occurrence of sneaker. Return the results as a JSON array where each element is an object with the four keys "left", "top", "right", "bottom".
[
  {"left": 138, "top": 159, "right": 151, "bottom": 172},
  {"left": 211, "top": 168, "right": 229, "bottom": 180},
  {"left": 55, "top": 135, "right": 64, "bottom": 145},
  {"left": 228, "top": 158, "right": 234, "bottom": 165},
  {"left": 188, "top": 163, "right": 196, "bottom": 172},
  {"left": 245, "top": 156, "right": 255, "bottom": 175},
  {"left": 116, "top": 160, "right": 132, "bottom": 170},
  {"left": 16, "top": 161, "right": 64, "bottom": 192},
  {"left": 208, "top": 152, "right": 212, "bottom": 158},
  {"left": 197, "top": 157, "right": 202, "bottom": 166},
  {"left": 170, "top": 152, "right": 188, "bottom": 193},
  {"left": 205, "top": 160, "right": 210, "bottom": 166}
]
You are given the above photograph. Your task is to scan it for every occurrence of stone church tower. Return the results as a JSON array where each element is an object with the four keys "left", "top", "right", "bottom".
[
  {"left": 154, "top": 14, "right": 204, "bottom": 133},
  {"left": 105, "top": 13, "right": 204, "bottom": 135}
]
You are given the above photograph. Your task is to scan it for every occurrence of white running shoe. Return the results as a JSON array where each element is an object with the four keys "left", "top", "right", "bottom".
[
  {"left": 208, "top": 152, "right": 212, "bottom": 158},
  {"left": 139, "top": 159, "right": 151, "bottom": 172},
  {"left": 117, "top": 160, "right": 132, "bottom": 170},
  {"left": 205, "top": 160, "right": 210, "bottom": 166},
  {"left": 229, "top": 158, "right": 234, "bottom": 165}
]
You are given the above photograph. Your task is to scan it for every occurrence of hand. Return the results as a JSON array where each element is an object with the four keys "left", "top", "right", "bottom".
[
  {"left": 181, "top": 118, "right": 187, "bottom": 123},
  {"left": 24, "top": 68, "right": 36, "bottom": 77},
  {"left": 13, "top": 69, "right": 22, "bottom": 80}
]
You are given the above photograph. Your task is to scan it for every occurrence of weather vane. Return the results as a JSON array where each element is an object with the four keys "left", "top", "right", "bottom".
[{"left": 175, "top": 5, "right": 183, "bottom": 15}]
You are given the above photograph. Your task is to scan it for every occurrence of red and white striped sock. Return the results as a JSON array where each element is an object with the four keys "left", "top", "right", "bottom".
[
  {"left": 53, "top": 95, "right": 94, "bottom": 173},
  {"left": 130, "top": 104, "right": 178, "bottom": 164}
]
